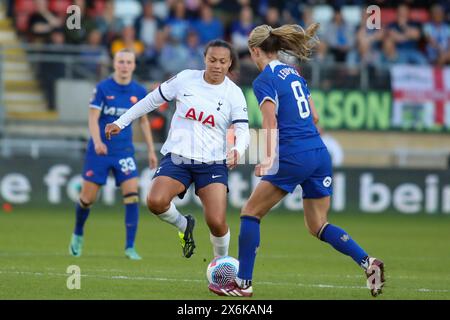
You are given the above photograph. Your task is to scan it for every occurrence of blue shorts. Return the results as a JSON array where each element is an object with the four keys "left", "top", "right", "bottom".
[
  {"left": 153, "top": 153, "right": 229, "bottom": 199},
  {"left": 262, "top": 148, "right": 333, "bottom": 199},
  {"left": 82, "top": 152, "right": 138, "bottom": 187}
]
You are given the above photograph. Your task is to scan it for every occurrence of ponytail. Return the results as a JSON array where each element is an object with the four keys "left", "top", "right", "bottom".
[{"left": 248, "top": 23, "right": 320, "bottom": 61}]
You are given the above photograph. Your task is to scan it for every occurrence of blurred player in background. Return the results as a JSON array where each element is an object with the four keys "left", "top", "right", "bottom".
[
  {"left": 69, "top": 49, "right": 158, "bottom": 260},
  {"left": 105, "top": 40, "right": 250, "bottom": 259},
  {"left": 209, "top": 24, "right": 385, "bottom": 297}
]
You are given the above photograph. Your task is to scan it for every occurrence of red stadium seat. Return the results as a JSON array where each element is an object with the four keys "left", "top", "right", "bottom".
[
  {"left": 381, "top": 7, "right": 430, "bottom": 26},
  {"left": 49, "top": 0, "right": 72, "bottom": 16},
  {"left": 15, "top": 13, "right": 31, "bottom": 33},
  {"left": 380, "top": 8, "right": 397, "bottom": 26},
  {"left": 409, "top": 9, "right": 430, "bottom": 23},
  {"left": 92, "top": 0, "right": 106, "bottom": 16},
  {"left": 14, "top": 0, "right": 36, "bottom": 14}
]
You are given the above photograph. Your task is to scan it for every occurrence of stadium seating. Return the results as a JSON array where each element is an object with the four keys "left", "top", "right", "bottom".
[
  {"left": 14, "top": 0, "right": 36, "bottom": 13},
  {"left": 48, "top": 0, "right": 72, "bottom": 16},
  {"left": 381, "top": 7, "right": 430, "bottom": 25},
  {"left": 341, "top": 6, "right": 362, "bottom": 27},
  {"left": 311, "top": 4, "right": 430, "bottom": 28},
  {"left": 14, "top": 0, "right": 107, "bottom": 33},
  {"left": 114, "top": 0, "right": 142, "bottom": 26},
  {"left": 312, "top": 5, "right": 334, "bottom": 26},
  {"left": 0, "top": 4, "right": 51, "bottom": 120},
  {"left": 14, "top": 0, "right": 36, "bottom": 33}
]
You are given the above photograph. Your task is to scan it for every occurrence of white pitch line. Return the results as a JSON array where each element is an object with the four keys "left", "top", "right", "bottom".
[
  {"left": 0, "top": 270, "right": 206, "bottom": 283},
  {"left": 1, "top": 266, "right": 443, "bottom": 282},
  {"left": 0, "top": 269, "right": 449, "bottom": 294}
]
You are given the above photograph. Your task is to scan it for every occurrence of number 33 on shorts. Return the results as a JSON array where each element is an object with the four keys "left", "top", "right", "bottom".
[{"left": 119, "top": 157, "right": 137, "bottom": 173}]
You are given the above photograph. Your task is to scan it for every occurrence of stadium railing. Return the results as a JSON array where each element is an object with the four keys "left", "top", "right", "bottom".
[{"left": 1, "top": 43, "right": 111, "bottom": 80}]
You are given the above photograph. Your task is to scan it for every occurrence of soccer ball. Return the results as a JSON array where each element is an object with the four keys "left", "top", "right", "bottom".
[{"left": 206, "top": 256, "right": 239, "bottom": 286}]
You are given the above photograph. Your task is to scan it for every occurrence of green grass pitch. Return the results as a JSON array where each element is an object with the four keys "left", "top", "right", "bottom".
[{"left": 0, "top": 206, "right": 449, "bottom": 300}]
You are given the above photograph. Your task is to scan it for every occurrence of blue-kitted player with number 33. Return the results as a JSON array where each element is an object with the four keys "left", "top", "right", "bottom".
[
  {"left": 69, "top": 49, "right": 158, "bottom": 260},
  {"left": 209, "top": 24, "right": 385, "bottom": 298}
]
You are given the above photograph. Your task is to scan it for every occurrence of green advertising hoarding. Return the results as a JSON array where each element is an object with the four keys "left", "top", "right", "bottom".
[
  {"left": 243, "top": 88, "right": 449, "bottom": 132},
  {"left": 311, "top": 90, "right": 391, "bottom": 131}
]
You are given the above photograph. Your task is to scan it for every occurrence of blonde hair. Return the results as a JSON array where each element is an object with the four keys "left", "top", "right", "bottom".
[{"left": 248, "top": 23, "right": 320, "bottom": 61}]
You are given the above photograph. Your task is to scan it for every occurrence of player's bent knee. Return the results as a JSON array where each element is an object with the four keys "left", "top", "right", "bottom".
[
  {"left": 207, "top": 222, "right": 228, "bottom": 237},
  {"left": 205, "top": 214, "right": 226, "bottom": 231},
  {"left": 123, "top": 192, "right": 139, "bottom": 204},
  {"left": 146, "top": 194, "right": 170, "bottom": 214}
]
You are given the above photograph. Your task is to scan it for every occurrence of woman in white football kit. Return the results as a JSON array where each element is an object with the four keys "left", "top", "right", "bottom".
[{"left": 105, "top": 40, "right": 250, "bottom": 259}]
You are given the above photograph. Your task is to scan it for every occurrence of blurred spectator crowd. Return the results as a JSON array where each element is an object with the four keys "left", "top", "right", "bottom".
[{"left": 7, "top": 0, "right": 450, "bottom": 81}]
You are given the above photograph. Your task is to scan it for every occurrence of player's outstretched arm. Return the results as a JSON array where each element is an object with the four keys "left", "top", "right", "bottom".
[{"left": 112, "top": 87, "right": 168, "bottom": 131}]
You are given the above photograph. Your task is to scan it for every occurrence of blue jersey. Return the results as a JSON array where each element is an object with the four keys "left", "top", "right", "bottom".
[
  {"left": 252, "top": 60, "right": 325, "bottom": 157},
  {"left": 88, "top": 77, "right": 147, "bottom": 155}
]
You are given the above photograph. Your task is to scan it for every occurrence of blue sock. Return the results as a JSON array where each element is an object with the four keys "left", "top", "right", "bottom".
[
  {"left": 237, "top": 216, "right": 260, "bottom": 283},
  {"left": 74, "top": 202, "right": 90, "bottom": 236},
  {"left": 125, "top": 202, "right": 139, "bottom": 249},
  {"left": 319, "top": 224, "right": 368, "bottom": 267}
]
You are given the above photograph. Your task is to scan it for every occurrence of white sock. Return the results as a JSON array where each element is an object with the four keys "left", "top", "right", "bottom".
[
  {"left": 210, "top": 229, "right": 230, "bottom": 257},
  {"left": 236, "top": 277, "right": 252, "bottom": 288},
  {"left": 157, "top": 202, "right": 187, "bottom": 233}
]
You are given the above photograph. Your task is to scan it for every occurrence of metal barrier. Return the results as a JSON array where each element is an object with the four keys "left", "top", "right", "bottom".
[{"left": 1, "top": 43, "right": 111, "bottom": 81}]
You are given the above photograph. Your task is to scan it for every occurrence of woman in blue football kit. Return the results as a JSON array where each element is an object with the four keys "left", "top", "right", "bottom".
[
  {"left": 209, "top": 24, "right": 385, "bottom": 297},
  {"left": 69, "top": 49, "right": 158, "bottom": 260}
]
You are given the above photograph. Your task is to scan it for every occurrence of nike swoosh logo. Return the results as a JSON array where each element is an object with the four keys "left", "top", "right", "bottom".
[
  {"left": 184, "top": 93, "right": 193, "bottom": 96},
  {"left": 212, "top": 175, "right": 222, "bottom": 178}
]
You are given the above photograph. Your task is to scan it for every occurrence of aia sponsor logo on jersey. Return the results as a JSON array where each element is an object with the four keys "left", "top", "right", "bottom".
[
  {"left": 130, "top": 96, "right": 138, "bottom": 104},
  {"left": 185, "top": 108, "right": 215, "bottom": 127}
]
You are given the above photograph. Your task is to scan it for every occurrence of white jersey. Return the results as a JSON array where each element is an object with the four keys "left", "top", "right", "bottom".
[{"left": 158, "top": 70, "right": 249, "bottom": 162}]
